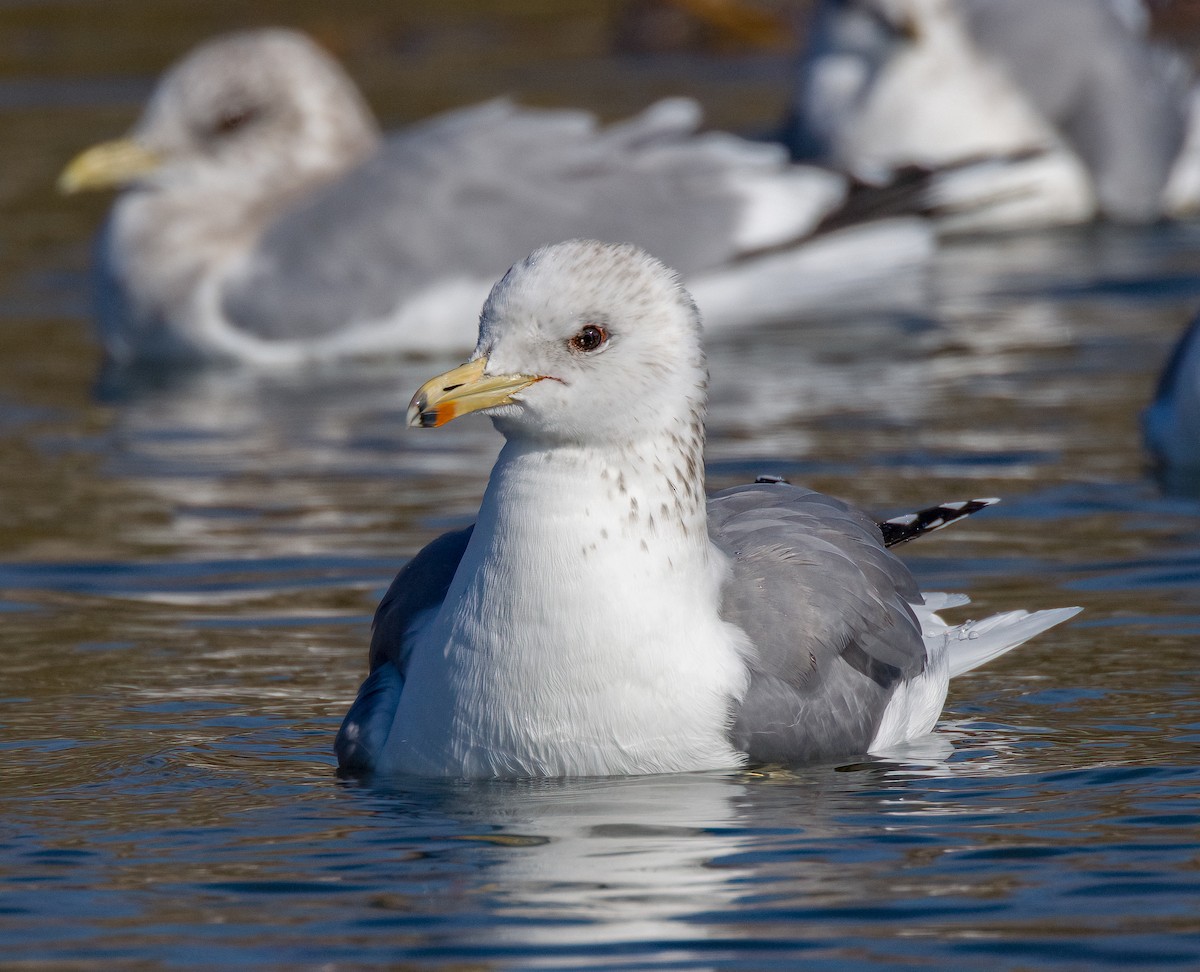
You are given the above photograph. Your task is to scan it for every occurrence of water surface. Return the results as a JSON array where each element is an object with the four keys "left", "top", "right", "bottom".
[{"left": 2, "top": 3, "right": 1200, "bottom": 968}]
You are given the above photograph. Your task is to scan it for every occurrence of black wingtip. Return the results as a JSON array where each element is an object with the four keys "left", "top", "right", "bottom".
[{"left": 878, "top": 497, "right": 999, "bottom": 547}]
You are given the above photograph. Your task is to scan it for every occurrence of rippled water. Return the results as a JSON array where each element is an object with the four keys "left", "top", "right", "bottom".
[{"left": 3, "top": 4, "right": 1200, "bottom": 968}]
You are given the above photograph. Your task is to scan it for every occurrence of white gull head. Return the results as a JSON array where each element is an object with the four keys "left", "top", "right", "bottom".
[
  {"left": 99, "top": 28, "right": 378, "bottom": 200},
  {"left": 418, "top": 239, "right": 709, "bottom": 451}
]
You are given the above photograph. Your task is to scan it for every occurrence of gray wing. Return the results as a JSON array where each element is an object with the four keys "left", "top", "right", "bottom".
[
  {"left": 707, "top": 482, "right": 926, "bottom": 765},
  {"left": 961, "top": 0, "right": 1191, "bottom": 222},
  {"left": 334, "top": 524, "right": 473, "bottom": 775},
  {"left": 221, "top": 99, "right": 751, "bottom": 340}
]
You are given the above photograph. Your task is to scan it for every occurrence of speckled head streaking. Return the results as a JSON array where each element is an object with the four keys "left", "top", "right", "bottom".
[{"left": 409, "top": 240, "right": 709, "bottom": 451}]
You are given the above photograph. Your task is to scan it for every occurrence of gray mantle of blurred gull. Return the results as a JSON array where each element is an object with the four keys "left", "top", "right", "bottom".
[
  {"left": 334, "top": 239, "right": 1081, "bottom": 779},
  {"left": 786, "top": 0, "right": 1200, "bottom": 232},
  {"left": 60, "top": 28, "right": 934, "bottom": 368}
]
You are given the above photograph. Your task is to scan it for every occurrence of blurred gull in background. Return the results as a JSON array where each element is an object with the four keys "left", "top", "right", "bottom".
[
  {"left": 787, "top": 0, "right": 1199, "bottom": 231},
  {"left": 60, "top": 28, "right": 933, "bottom": 368}
]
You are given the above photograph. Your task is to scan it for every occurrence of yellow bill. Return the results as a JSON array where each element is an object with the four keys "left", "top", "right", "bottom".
[
  {"left": 407, "top": 357, "right": 545, "bottom": 429},
  {"left": 58, "top": 138, "right": 163, "bottom": 194}
]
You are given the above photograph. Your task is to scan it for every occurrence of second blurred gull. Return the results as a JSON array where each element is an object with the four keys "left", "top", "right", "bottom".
[
  {"left": 788, "top": 0, "right": 1197, "bottom": 231},
  {"left": 61, "top": 28, "right": 932, "bottom": 367}
]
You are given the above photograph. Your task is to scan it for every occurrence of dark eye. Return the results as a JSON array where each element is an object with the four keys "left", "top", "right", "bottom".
[
  {"left": 212, "top": 106, "right": 258, "bottom": 136},
  {"left": 569, "top": 323, "right": 609, "bottom": 354}
]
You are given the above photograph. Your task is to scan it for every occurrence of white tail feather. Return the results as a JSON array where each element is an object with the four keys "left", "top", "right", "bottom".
[
  {"left": 872, "top": 599, "right": 1081, "bottom": 752},
  {"left": 942, "top": 606, "right": 1083, "bottom": 678}
]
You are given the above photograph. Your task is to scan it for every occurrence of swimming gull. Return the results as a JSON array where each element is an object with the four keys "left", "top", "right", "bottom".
[
  {"left": 59, "top": 27, "right": 932, "bottom": 368},
  {"left": 335, "top": 239, "right": 1080, "bottom": 778},
  {"left": 786, "top": 0, "right": 1196, "bottom": 231}
]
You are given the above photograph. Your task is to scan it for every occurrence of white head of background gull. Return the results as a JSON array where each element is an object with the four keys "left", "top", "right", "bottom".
[
  {"left": 335, "top": 239, "right": 1081, "bottom": 779},
  {"left": 60, "top": 27, "right": 933, "bottom": 368}
]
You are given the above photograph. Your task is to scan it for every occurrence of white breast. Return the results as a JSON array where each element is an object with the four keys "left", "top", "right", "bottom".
[{"left": 380, "top": 441, "right": 751, "bottom": 778}]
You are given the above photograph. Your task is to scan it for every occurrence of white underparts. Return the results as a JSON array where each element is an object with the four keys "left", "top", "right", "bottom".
[{"left": 382, "top": 438, "right": 752, "bottom": 778}]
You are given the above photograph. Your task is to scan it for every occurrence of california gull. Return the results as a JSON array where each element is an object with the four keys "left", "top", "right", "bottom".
[
  {"left": 335, "top": 239, "right": 1080, "bottom": 778},
  {"left": 786, "top": 0, "right": 1196, "bottom": 230},
  {"left": 60, "top": 28, "right": 932, "bottom": 368}
]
